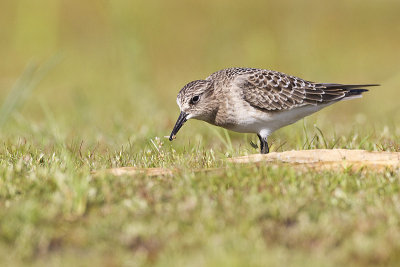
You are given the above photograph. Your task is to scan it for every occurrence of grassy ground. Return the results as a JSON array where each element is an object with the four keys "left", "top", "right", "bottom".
[
  {"left": 1, "top": 120, "right": 400, "bottom": 267},
  {"left": 1, "top": 0, "right": 400, "bottom": 266}
]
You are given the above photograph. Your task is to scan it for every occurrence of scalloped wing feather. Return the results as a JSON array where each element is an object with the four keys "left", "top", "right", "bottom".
[{"left": 235, "top": 69, "right": 374, "bottom": 111}]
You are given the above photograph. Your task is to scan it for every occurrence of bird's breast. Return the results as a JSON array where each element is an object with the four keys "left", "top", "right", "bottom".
[{"left": 212, "top": 94, "right": 273, "bottom": 133}]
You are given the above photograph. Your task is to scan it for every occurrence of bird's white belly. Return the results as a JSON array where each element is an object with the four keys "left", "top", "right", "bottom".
[{"left": 229, "top": 104, "right": 331, "bottom": 135}]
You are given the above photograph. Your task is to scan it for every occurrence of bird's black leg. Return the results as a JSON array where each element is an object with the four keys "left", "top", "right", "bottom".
[
  {"left": 257, "top": 134, "right": 264, "bottom": 152},
  {"left": 257, "top": 134, "right": 269, "bottom": 154}
]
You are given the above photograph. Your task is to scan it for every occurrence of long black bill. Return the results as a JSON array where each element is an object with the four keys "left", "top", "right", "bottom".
[{"left": 169, "top": 112, "right": 188, "bottom": 141}]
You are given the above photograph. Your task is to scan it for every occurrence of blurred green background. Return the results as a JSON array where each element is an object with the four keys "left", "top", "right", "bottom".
[
  {"left": 2, "top": 1, "right": 400, "bottom": 266},
  {"left": 0, "top": 0, "right": 399, "bottom": 149}
]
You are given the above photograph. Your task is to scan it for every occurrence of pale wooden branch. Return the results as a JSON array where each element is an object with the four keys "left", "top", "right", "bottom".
[
  {"left": 227, "top": 149, "right": 400, "bottom": 172},
  {"left": 93, "top": 149, "right": 400, "bottom": 177}
]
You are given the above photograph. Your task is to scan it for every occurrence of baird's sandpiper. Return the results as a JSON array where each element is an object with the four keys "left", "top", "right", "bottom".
[{"left": 169, "top": 67, "right": 378, "bottom": 154}]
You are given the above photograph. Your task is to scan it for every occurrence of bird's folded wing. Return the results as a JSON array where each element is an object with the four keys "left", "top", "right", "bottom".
[{"left": 237, "top": 70, "right": 347, "bottom": 111}]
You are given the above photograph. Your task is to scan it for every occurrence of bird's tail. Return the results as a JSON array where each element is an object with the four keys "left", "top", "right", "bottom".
[
  {"left": 345, "top": 88, "right": 370, "bottom": 100},
  {"left": 321, "top": 83, "right": 379, "bottom": 100}
]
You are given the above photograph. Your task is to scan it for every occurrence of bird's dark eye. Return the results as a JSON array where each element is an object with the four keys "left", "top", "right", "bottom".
[{"left": 190, "top": 95, "right": 200, "bottom": 104}]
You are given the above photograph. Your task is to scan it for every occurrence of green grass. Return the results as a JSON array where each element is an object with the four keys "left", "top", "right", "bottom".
[
  {"left": 0, "top": 112, "right": 399, "bottom": 266},
  {"left": 1, "top": 0, "right": 400, "bottom": 266}
]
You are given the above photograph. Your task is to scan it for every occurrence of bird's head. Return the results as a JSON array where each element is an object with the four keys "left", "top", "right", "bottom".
[{"left": 169, "top": 80, "right": 215, "bottom": 141}]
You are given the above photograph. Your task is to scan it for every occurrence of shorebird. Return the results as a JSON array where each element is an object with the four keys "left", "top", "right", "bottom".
[{"left": 169, "top": 68, "right": 378, "bottom": 154}]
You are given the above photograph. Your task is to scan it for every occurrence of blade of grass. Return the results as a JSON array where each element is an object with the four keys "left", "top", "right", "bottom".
[
  {"left": 0, "top": 62, "right": 37, "bottom": 128},
  {"left": 302, "top": 119, "right": 310, "bottom": 150},
  {"left": 315, "top": 125, "right": 328, "bottom": 149},
  {"left": 0, "top": 55, "right": 61, "bottom": 129},
  {"left": 210, "top": 126, "right": 229, "bottom": 149},
  {"left": 223, "top": 129, "right": 233, "bottom": 152}
]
